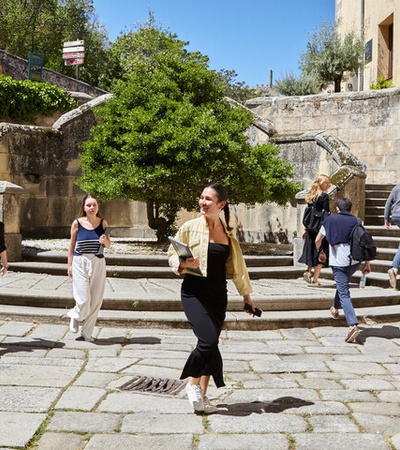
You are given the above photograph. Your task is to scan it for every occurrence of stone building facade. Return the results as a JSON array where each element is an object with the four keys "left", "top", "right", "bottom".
[{"left": 336, "top": 0, "right": 399, "bottom": 91}]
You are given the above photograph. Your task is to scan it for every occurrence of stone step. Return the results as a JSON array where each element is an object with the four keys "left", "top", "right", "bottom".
[
  {"left": 365, "top": 214, "right": 385, "bottom": 225},
  {"left": 13, "top": 254, "right": 396, "bottom": 278},
  {"left": 365, "top": 183, "right": 395, "bottom": 191},
  {"left": 21, "top": 250, "right": 293, "bottom": 268},
  {"left": 10, "top": 261, "right": 304, "bottom": 279},
  {"left": 365, "top": 198, "right": 386, "bottom": 206},
  {"left": 1, "top": 267, "right": 398, "bottom": 313},
  {"left": 365, "top": 225, "right": 400, "bottom": 237},
  {"left": 1, "top": 302, "right": 400, "bottom": 331}
]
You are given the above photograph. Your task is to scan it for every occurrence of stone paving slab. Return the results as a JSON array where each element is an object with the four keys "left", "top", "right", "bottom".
[
  {"left": 0, "top": 320, "right": 400, "bottom": 449},
  {"left": 0, "top": 412, "right": 46, "bottom": 448},
  {"left": 83, "top": 434, "right": 194, "bottom": 450}
]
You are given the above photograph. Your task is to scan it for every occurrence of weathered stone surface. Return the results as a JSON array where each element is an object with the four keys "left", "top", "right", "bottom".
[
  {"left": 84, "top": 434, "right": 193, "bottom": 450},
  {"left": 47, "top": 411, "right": 120, "bottom": 433},
  {"left": 198, "top": 434, "right": 289, "bottom": 450},
  {"left": 0, "top": 412, "right": 46, "bottom": 447},
  {"left": 120, "top": 412, "right": 203, "bottom": 434}
]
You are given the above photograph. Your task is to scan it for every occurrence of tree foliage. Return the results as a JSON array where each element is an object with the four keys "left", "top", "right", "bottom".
[
  {"left": 78, "top": 23, "right": 300, "bottom": 240},
  {"left": 274, "top": 72, "right": 321, "bottom": 96},
  {"left": 216, "top": 69, "right": 259, "bottom": 103},
  {"left": 299, "top": 21, "right": 364, "bottom": 93},
  {"left": 0, "top": 0, "right": 111, "bottom": 87}
]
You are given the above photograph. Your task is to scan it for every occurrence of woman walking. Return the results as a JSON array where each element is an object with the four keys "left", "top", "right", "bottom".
[
  {"left": 168, "top": 183, "right": 258, "bottom": 414},
  {"left": 67, "top": 194, "right": 111, "bottom": 342},
  {"left": 299, "top": 174, "right": 331, "bottom": 286}
]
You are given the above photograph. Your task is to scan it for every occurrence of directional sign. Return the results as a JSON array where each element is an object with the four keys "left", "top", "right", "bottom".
[
  {"left": 64, "top": 58, "right": 84, "bottom": 66},
  {"left": 62, "top": 46, "right": 84, "bottom": 54},
  {"left": 63, "top": 40, "right": 84, "bottom": 47},
  {"left": 62, "top": 52, "right": 85, "bottom": 59}
]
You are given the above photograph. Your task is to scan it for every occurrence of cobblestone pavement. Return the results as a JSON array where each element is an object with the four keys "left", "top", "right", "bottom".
[{"left": 1, "top": 320, "right": 400, "bottom": 449}]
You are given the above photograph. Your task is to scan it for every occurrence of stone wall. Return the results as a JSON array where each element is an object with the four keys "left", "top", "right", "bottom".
[
  {"left": 0, "top": 95, "right": 154, "bottom": 240},
  {"left": 246, "top": 88, "right": 400, "bottom": 184},
  {"left": 4, "top": 87, "right": 397, "bottom": 247}
]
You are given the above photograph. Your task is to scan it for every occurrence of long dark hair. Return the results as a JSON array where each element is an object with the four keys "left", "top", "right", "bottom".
[
  {"left": 206, "top": 183, "right": 232, "bottom": 231},
  {"left": 78, "top": 194, "right": 102, "bottom": 218}
]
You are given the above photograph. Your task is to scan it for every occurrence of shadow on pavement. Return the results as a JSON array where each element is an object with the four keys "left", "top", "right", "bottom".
[
  {"left": 93, "top": 336, "right": 162, "bottom": 346},
  {"left": 357, "top": 325, "right": 400, "bottom": 344},
  {"left": 216, "top": 396, "right": 314, "bottom": 416},
  {"left": 0, "top": 338, "right": 65, "bottom": 356}
]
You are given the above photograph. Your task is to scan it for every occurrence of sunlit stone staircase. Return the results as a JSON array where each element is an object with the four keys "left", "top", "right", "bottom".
[{"left": 1, "top": 184, "right": 399, "bottom": 329}]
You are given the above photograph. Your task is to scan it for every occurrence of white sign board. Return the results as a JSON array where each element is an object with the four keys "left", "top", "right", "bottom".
[
  {"left": 63, "top": 40, "right": 84, "bottom": 47},
  {"left": 63, "top": 46, "right": 85, "bottom": 54}
]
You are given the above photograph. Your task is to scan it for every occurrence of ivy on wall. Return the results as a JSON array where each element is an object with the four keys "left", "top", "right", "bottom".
[{"left": 0, "top": 75, "right": 76, "bottom": 122}]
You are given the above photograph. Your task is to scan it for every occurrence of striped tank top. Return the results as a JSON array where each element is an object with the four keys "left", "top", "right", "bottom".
[{"left": 73, "top": 219, "right": 105, "bottom": 258}]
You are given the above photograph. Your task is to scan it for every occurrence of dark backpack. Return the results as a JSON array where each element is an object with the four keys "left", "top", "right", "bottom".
[{"left": 349, "top": 218, "right": 377, "bottom": 262}]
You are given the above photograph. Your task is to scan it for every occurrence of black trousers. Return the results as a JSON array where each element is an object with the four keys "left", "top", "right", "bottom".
[{"left": 180, "top": 293, "right": 226, "bottom": 388}]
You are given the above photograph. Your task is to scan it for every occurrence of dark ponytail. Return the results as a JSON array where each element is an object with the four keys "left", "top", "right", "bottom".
[{"left": 206, "top": 183, "right": 232, "bottom": 231}]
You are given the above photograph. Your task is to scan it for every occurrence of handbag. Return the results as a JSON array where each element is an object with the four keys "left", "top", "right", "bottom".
[{"left": 303, "top": 205, "right": 328, "bottom": 233}]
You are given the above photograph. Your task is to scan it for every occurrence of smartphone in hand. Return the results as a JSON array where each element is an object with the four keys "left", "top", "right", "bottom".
[{"left": 244, "top": 303, "right": 263, "bottom": 317}]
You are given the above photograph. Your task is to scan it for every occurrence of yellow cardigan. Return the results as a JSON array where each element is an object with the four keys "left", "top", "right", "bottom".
[{"left": 168, "top": 216, "right": 252, "bottom": 296}]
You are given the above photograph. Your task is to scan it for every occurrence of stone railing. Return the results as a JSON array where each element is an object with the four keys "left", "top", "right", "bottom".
[
  {"left": 0, "top": 49, "right": 107, "bottom": 97},
  {"left": 272, "top": 131, "right": 366, "bottom": 265}
]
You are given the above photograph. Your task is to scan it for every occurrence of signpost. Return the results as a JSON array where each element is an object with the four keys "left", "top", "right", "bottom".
[
  {"left": 62, "top": 40, "right": 85, "bottom": 79},
  {"left": 28, "top": 52, "right": 44, "bottom": 82}
]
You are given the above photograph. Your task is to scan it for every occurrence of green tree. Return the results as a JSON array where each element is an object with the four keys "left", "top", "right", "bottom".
[
  {"left": 0, "top": 0, "right": 110, "bottom": 87},
  {"left": 216, "top": 69, "right": 259, "bottom": 103},
  {"left": 275, "top": 72, "right": 321, "bottom": 96},
  {"left": 78, "top": 23, "right": 300, "bottom": 241},
  {"left": 299, "top": 21, "right": 364, "bottom": 93}
]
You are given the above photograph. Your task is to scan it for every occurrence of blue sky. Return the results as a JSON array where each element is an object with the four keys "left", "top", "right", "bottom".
[{"left": 92, "top": 0, "right": 335, "bottom": 87}]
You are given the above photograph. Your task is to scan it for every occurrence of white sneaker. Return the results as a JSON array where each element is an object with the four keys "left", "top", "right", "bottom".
[
  {"left": 203, "top": 396, "right": 219, "bottom": 414},
  {"left": 185, "top": 382, "right": 204, "bottom": 412},
  {"left": 388, "top": 268, "right": 397, "bottom": 289},
  {"left": 69, "top": 317, "right": 78, "bottom": 333},
  {"left": 303, "top": 272, "right": 312, "bottom": 284}
]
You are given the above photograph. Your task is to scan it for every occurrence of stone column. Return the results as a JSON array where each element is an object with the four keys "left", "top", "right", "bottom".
[{"left": 0, "top": 181, "right": 24, "bottom": 261}]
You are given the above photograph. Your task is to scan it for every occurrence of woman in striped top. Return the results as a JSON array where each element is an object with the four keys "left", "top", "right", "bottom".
[{"left": 67, "top": 194, "right": 111, "bottom": 342}]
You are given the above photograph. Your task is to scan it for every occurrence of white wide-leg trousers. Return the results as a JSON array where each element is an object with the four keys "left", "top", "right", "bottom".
[{"left": 67, "top": 254, "right": 106, "bottom": 339}]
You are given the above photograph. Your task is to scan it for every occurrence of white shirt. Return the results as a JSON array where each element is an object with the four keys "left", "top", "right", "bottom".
[{"left": 320, "top": 225, "right": 360, "bottom": 267}]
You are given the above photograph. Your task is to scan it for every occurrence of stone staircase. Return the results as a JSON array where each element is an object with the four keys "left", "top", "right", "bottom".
[
  {"left": 365, "top": 183, "right": 399, "bottom": 276},
  {"left": 1, "top": 183, "right": 399, "bottom": 329}
]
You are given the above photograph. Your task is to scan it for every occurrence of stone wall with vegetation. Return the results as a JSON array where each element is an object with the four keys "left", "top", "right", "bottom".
[
  {"left": 3, "top": 87, "right": 398, "bottom": 246},
  {"left": 0, "top": 50, "right": 107, "bottom": 98},
  {"left": 0, "top": 95, "right": 152, "bottom": 240}
]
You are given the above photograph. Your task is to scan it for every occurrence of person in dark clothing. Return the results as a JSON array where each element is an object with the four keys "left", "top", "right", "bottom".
[
  {"left": 0, "top": 221, "right": 8, "bottom": 277},
  {"left": 299, "top": 174, "right": 331, "bottom": 286},
  {"left": 315, "top": 197, "right": 371, "bottom": 343},
  {"left": 168, "top": 183, "right": 257, "bottom": 414}
]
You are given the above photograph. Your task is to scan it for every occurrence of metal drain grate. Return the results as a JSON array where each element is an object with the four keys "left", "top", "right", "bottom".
[{"left": 119, "top": 376, "right": 186, "bottom": 396}]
